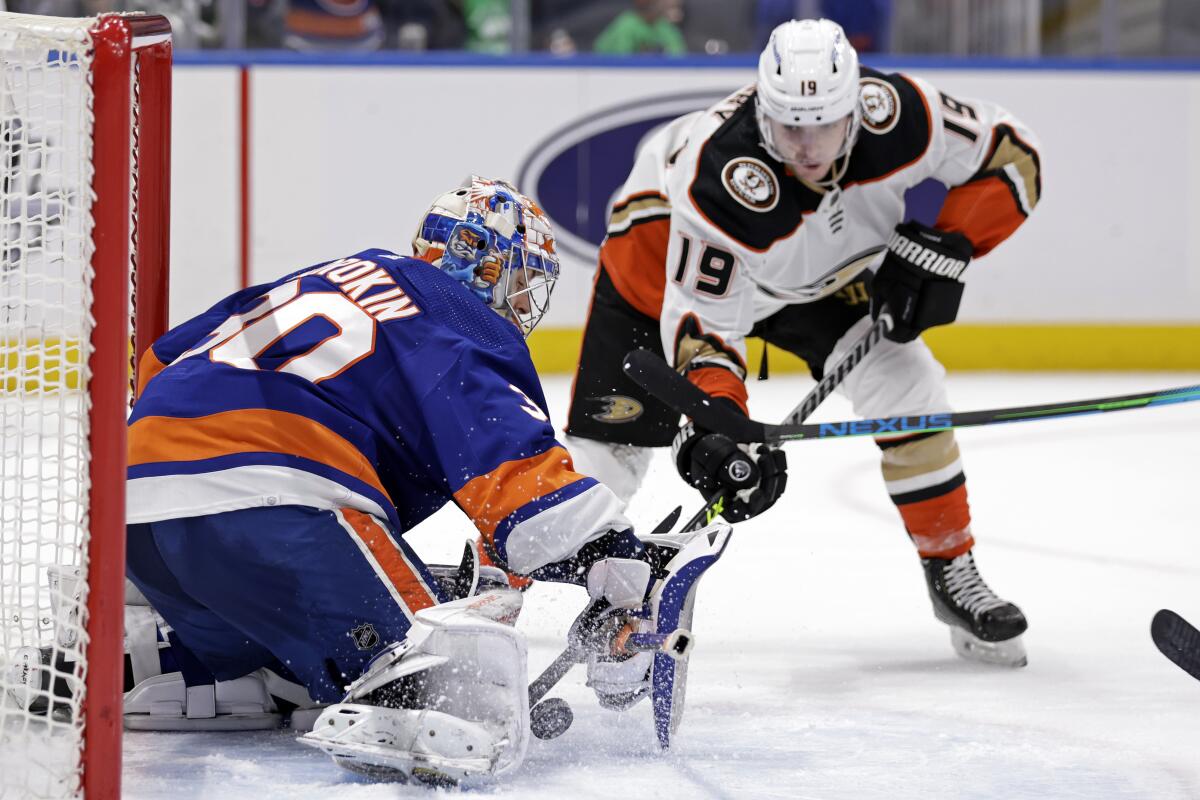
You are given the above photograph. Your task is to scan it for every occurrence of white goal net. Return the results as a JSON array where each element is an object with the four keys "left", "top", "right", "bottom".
[
  {"left": 0, "top": 11, "right": 171, "bottom": 799},
  {"left": 1, "top": 15, "right": 98, "bottom": 798}
]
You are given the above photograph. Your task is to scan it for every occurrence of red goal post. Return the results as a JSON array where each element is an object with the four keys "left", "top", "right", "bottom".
[{"left": 0, "top": 11, "right": 171, "bottom": 799}]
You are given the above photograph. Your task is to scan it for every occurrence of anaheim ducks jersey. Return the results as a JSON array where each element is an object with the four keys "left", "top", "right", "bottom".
[
  {"left": 127, "top": 248, "right": 628, "bottom": 575},
  {"left": 600, "top": 67, "right": 1041, "bottom": 411}
]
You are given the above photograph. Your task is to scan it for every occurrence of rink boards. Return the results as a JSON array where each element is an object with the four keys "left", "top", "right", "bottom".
[{"left": 164, "top": 55, "right": 1200, "bottom": 370}]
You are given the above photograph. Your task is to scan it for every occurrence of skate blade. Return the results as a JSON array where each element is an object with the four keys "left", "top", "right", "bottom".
[
  {"left": 298, "top": 733, "right": 486, "bottom": 784},
  {"left": 949, "top": 628, "right": 1027, "bottom": 668}
]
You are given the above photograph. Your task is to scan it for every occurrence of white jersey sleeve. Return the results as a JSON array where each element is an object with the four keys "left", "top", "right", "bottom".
[{"left": 907, "top": 74, "right": 1042, "bottom": 256}]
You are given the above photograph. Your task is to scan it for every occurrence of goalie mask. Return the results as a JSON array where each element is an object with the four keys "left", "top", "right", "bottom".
[
  {"left": 413, "top": 177, "right": 560, "bottom": 338},
  {"left": 755, "top": 18, "right": 861, "bottom": 182}
]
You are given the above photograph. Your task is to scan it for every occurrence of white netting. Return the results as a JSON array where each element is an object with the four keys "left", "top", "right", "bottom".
[{"left": 0, "top": 13, "right": 97, "bottom": 800}]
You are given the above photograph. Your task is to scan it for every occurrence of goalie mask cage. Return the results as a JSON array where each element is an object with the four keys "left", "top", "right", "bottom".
[{"left": 0, "top": 12, "right": 170, "bottom": 800}]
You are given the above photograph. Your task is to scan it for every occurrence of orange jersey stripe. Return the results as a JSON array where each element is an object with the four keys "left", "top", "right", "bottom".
[
  {"left": 599, "top": 216, "right": 670, "bottom": 319},
  {"left": 936, "top": 175, "right": 1028, "bottom": 257},
  {"left": 453, "top": 446, "right": 581, "bottom": 540},
  {"left": 339, "top": 508, "right": 437, "bottom": 613},
  {"left": 136, "top": 347, "right": 169, "bottom": 398},
  {"left": 128, "top": 408, "right": 391, "bottom": 502},
  {"left": 687, "top": 365, "right": 749, "bottom": 415}
]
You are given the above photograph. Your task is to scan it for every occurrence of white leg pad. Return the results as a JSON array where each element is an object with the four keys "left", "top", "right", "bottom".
[
  {"left": 46, "top": 565, "right": 82, "bottom": 650},
  {"left": 4, "top": 647, "right": 46, "bottom": 711},
  {"left": 124, "top": 605, "right": 166, "bottom": 687},
  {"left": 124, "top": 671, "right": 282, "bottom": 731},
  {"left": 259, "top": 668, "right": 325, "bottom": 732},
  {"left": 563, "top": 434, "right": 652, "bottom": 505}
]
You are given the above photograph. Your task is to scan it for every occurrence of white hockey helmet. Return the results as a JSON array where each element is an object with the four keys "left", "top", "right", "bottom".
[
  {"left": 413, "top": 177, "right": 559, "bottom": 338},
  {"left": 755, "top": 18, "right": 862, "bottom": 169}
]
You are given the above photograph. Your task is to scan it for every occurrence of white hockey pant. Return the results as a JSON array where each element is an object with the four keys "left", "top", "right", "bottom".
[
  {"left": 563, "top": 434, "right": 654, "bottom": 505},
  {"left": 828, "top": 315, "right": 952, "bottom": 417}
]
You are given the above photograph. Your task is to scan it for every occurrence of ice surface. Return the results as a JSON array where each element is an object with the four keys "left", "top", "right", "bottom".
[{"left": 118, "top": 372, "right": 1200, "bottom": 799}]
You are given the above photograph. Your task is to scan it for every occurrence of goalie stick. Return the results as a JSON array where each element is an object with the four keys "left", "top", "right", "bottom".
[
  {"left": 1151, "top": 609, "right": 1200, "bottom": 684},
  {"left": 658, "top": 311, "right": 894, "bottom": 532},
  {"left": 624, "top": 349, "right": 1200, "bottom": 445}
]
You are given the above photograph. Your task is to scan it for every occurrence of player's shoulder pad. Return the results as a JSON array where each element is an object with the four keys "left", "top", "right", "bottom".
[
  {"left": 844, "top": 66, "right": 933, "bottom": 186},
  {"left": 686, "top": 90, "right": 820, "bottom": 253}
]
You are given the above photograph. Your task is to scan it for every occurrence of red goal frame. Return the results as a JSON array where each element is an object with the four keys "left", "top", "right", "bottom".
[{"left": 86, "top": 13, "right": 172, "bottom": 799}]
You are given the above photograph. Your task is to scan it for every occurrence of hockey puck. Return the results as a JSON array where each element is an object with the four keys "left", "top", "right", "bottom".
[{"left": 529, "top": 697, "right": 573, "bottom": 740}]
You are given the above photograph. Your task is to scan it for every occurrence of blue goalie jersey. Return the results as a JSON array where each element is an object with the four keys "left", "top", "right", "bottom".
[{"left": 128, "top": 248, "right": 628, "bottom": 574}]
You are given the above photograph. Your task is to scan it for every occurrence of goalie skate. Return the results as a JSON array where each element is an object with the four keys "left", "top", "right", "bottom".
[{"left": 922, "top": 551, "right": 1028, "bottom": 668}]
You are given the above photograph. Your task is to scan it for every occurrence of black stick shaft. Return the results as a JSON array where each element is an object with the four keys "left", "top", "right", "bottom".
[
  {"left": 765, "top": 383, "right": 1200, "bottom": 442},
  {"left": 625, "top": 344, "right": 1200, "bottom": 447},
  {"left": 527, "top": 645, "right": 581, "bottom": 706}
]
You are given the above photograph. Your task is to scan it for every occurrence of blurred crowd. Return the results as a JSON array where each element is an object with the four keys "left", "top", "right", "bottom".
[
  {"left": 1, "top": 0, "right": 1196, "bottom": 57},
  {"left": 0, "top": 0, "right": 891, "bottom": 54}
]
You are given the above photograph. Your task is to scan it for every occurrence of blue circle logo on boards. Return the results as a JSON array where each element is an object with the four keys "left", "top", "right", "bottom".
[{"left": 515, "top": 90, "right": 732, "bottom": 264}]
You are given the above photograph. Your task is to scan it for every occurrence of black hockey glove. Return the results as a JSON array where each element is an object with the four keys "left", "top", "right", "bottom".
[
  {"left": 870, "top": 220, "right": 974, "bottom": 343},
  {"left": 672, "top": 410, "right": 787, "bottom": 522}
]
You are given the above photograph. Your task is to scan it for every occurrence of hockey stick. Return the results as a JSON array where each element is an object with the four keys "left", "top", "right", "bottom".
[
  {"left": 528, "top": 642, "right": 584, "bottom": 709},
  {"left": 624, "top": 349, "right": 1200, "bottom": 445},
  {"left": 657, "top": 311, "right": 894, "bottom": 532},
  {"left": 1151, "top": 609, "right": 1200, "bottom": 684}
]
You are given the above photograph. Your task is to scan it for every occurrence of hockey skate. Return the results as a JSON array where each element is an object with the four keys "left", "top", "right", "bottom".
[{"left": 922, "top": 550, "right": 1028, "bottom": 668}]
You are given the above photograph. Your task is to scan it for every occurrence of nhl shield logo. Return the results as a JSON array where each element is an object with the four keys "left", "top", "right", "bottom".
[{"left": 349, "top": 623, "right": 380, "bottom": 651}]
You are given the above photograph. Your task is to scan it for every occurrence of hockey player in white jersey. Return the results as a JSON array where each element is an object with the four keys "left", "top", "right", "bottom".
[{"left": 564, "top": 19, "right": 1041, "bottom": 667}]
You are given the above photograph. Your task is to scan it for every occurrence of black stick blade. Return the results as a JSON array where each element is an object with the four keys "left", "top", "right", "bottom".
[
  {"left": 650, "top": 506, "right": 682, "bottom": 534},
  {"left": 1151, "top": 609, "right": 1200, "bottom": 683}
]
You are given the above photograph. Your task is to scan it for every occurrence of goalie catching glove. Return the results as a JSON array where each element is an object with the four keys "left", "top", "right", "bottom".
[
  {"left": 870, "top": 220, "right": 974, "bottom": 343},
  {"left": 672, "top": 407, "right": 787, "bottom": 522}
]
